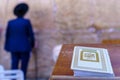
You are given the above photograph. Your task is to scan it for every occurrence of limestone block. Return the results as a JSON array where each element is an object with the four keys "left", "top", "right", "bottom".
[
  {"left": 73, "top": 33, "right": 99, "bottom": 44},
  {"left": 100, "top": 28, "right": 120, "bottom": 40}
]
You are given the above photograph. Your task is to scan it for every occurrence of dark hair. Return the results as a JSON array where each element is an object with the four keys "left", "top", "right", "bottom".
[{"left": 14, "top": 3, "right": 29, "bottom": 17}]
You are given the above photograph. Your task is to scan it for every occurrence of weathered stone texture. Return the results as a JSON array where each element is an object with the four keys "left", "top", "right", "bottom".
[{"left": 0, "top": 0, "right": 120, "bottom": 79}]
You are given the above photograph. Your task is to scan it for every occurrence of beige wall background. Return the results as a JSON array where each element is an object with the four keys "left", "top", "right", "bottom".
[
  {"left": 55, "top": 0, "right": 120, "bottom": 29},
  {"left": 0, "top": 0, "right": 53, "bottom": 29},
  {"left": 0, "top": 0, "right": 120, "bottom": 79},
  {"left": 1, "top": 0, "right": 120, "bottom": 29}
]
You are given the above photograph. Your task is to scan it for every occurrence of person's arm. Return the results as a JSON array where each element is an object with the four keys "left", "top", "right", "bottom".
[
  {"left": 4, "top": 22, "right": 10, "bottom": 51},
  {"left": 6, "top": 22, "right": 10, "bottom": 38},
  {"left": 27, "top": 20, "right": 35, "bottom": 48}
]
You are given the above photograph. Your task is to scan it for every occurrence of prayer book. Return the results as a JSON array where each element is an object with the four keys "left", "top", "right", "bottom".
[{"left": 71, "top": 46, "right": 115, "bottom": 77}]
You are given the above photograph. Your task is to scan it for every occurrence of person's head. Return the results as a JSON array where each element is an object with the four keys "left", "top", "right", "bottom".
[{"left": 14, "top": 3, "right": 29, "bottom": 18}]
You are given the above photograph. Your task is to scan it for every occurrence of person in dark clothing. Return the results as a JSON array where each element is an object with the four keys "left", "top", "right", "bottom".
[{"left": 4, "top": 3, "right": 35, "bottom": 79}]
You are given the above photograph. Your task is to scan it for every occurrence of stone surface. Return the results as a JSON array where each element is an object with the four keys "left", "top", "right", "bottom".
[{"left": 0, "top": 0, "right": 120, "bottom": 79}]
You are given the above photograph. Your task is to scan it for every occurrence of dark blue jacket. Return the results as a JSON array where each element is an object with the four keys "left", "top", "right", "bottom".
[{"left": 4, "top": 18, "right": 35, "bottom": 52}]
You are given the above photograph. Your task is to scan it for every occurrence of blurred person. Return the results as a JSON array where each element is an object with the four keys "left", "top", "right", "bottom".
[{"left": 4, "top": 3, "right": 35, "bottom": 79}]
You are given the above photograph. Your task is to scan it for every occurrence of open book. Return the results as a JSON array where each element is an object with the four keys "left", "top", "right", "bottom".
[{"left": 71, "top": 46, "right": 115, "bottom": 77}]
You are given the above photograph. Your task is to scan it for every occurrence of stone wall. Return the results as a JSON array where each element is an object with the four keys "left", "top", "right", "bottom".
[
  {"left": 55, "top": 0, "right": 120, "bottom": 29},
  {"left": 0, "top": 0, "right": 120, "bottom": 79}
]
